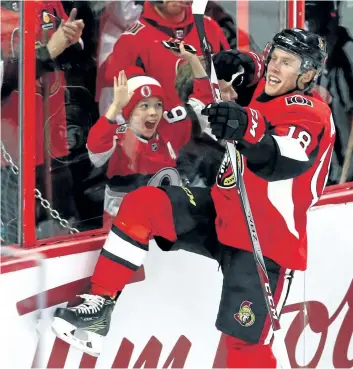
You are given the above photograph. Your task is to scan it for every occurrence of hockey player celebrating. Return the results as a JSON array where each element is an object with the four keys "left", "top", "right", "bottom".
[{"left": 52, "top": 29, "right": 335, "bottom": 368}]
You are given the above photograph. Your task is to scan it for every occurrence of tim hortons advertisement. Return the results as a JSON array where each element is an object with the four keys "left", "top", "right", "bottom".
[{"left": 0, "top": 202, "right": 352, "bottom": 369}]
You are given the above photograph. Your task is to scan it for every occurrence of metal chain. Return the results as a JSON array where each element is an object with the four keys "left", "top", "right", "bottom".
[
  {"left": 1, "top": 142, "right": 79, "bottom": 234},
  {"left": 1, "top": 142, "right": 19, "bottom": 175}
]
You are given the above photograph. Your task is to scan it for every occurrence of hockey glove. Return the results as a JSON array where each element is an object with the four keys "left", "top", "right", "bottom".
[
  {"left": 201, "top": 102, "right": 266, "bottom": 144},
  {"left": 212, "top": 50, "right": 264, "bottom": 87}
]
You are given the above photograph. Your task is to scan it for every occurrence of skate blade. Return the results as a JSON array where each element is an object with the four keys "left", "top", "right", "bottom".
[{"left": 51, "top": 317, "right": 103, "bottom": 357}]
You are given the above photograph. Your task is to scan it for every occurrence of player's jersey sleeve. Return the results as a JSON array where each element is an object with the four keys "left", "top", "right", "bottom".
[
  {"left": 86, "top": 116, "right": 126, "bottom": 167},
  {"left": 241, "top": 101, "right": 335, "bottom": 181},
  {"left": 263, "top": 110, "right": 325, "bottom": 179}
]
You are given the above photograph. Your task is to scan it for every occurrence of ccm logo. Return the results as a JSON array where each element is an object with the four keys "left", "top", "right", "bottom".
[
  {"left": 249, "top": 108, "right": 259, "bottom": 137},
  {"left": 265, "top": 282, "right": 279, "bottom": 321}
]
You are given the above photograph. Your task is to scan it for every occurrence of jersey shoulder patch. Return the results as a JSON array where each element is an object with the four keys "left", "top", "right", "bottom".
[
  {"left": 124, "top": 20, "right": 145, "bottom": 36},
  {"left": 285, "top": 94, "right": 314, "bottom": 108},
  {"left": 284, "top": 93, "right": 332, "bottom": 122}
]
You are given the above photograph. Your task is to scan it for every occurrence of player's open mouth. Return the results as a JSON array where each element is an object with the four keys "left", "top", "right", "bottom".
[
  {"left": 268, "top": 76, "right": 281, "bottom": 85},
  {"left": 145, "top": 121, "right": 157, "bottom": 129}
]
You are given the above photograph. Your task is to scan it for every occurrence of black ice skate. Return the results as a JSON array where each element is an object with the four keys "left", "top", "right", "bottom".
[{"left": 51, "top": 294, "right": 115, "bottom": 357}]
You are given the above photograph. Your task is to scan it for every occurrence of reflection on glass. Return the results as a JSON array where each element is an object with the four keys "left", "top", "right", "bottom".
[
  {"left": 2, "top": 0, "right": 347, "bottom": 244},
  {"left": 1, "top": 2, "right": 22, "bottom": 245}
]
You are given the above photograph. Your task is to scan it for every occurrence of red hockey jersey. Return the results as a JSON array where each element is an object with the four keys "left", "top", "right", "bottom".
[
  {"left": 212, "top": 79, "right": 335, "bottom": 270},
  {"left": 87, "top": 116, "right": 190, "bottom": 181},
  {"left": 1, "top": 1, "right": 69, "bottom": 165},
  {"left": 88, "top": 78, "right": 214, "bottom": 188}
]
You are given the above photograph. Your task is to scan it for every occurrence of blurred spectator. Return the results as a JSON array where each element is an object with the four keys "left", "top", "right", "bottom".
[
  {"left": 61, "top": 1, "right": 104, "bottom": 230},
  {"left": 133, "top": 0, "right": 259, "bottom": 51},
  {"left": 306, "top": 0, "right": 353, "bottom": 184},
  {"left": 61, "top": 1, "right": 99, "bottom": 128},
  {"left": 206, "top": 1, "right": 238, "bottom": 48},
  {"left": 205, "top": 1, "right": 259, "bottom": 51},
  {"left": 133, "top": 0, "right": 257, "bottom": 50},
  {"left": 97, "top": 1, "right": 229, "bottom": 137},
  {"left": 98, "top": 1, "right": 143, "bottom": 68},
  {"left": 62, "top": 1, "right": 100, "bottom": 65},
  {"left": 1, "top": 1, "right": 84, "bottom": 241}
]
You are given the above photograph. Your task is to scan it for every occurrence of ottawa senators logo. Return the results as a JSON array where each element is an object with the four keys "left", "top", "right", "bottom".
[
  {"left": 234, "top": 301, "right": 255, "bottom": 327},
  {"left": 141, "top": 86, "right": 152, "bottom": 98},
  {"left": 285, "top": 95, "right": 313, "bottom": 107},
  {"left": 216, "top": 151, "right": 243, "bottom": 189}
]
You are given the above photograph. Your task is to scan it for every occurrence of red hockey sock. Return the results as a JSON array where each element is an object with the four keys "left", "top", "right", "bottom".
[
  {"left": 91, "top": 281, "right": 119, "bottom": 299},
  {"left": 90, "top": 254, "right": 136, "bottom": 297},
  {"left": 226, "top": 336, "right": 276, "bottom": 368},
  {"left": 90, "top": 187, "right": 177, "bottom": 298}
]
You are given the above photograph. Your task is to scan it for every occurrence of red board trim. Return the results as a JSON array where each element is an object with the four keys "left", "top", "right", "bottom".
[
  {"left": 1, "top": 231, "right": 107, "bottom": 274},
  {"left": 316, "top": 182, "right": 353, "bottom": 206}
]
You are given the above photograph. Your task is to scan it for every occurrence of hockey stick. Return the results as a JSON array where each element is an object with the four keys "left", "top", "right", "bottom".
[{"left": 191, "top": 2, "right": 291, "bottom": 368}]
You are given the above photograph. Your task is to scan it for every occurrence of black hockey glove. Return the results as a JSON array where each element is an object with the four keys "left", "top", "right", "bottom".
[
  {"left": 212, "top": 50, "right": 264, "bottom": 87},
  {"left": 201, "top": 102, "right": 266, "bottom": 144}
]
